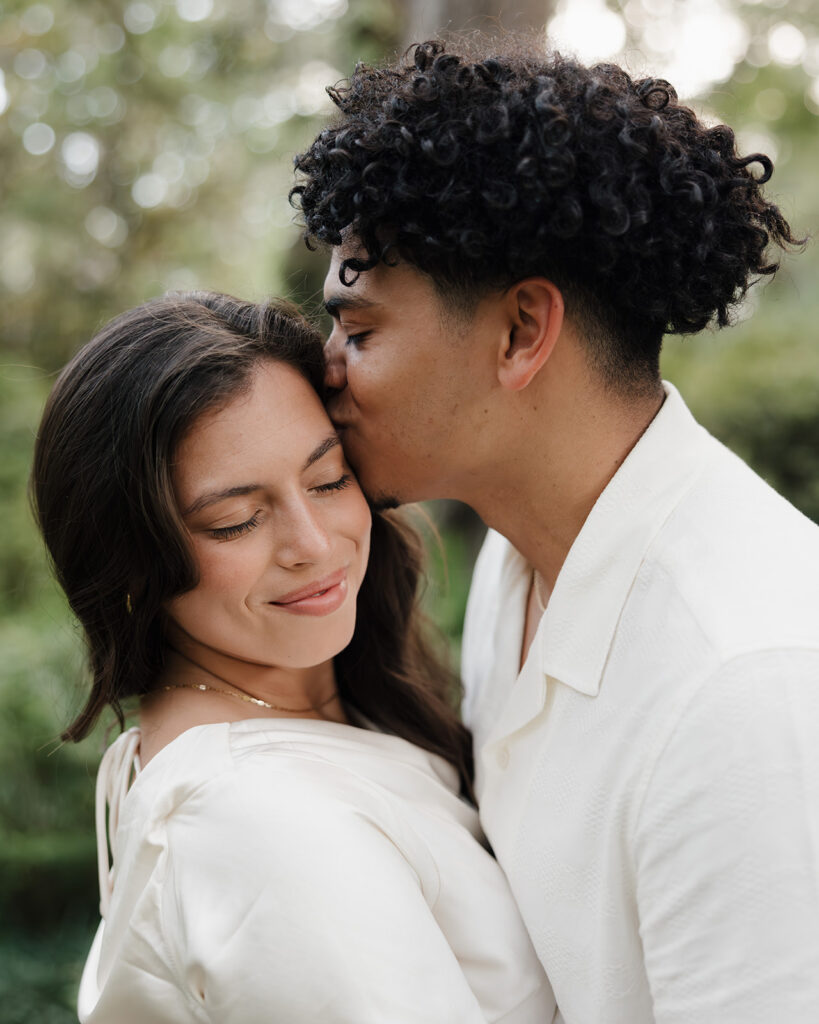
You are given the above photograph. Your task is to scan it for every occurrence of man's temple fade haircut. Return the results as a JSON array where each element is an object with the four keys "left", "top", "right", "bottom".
[{"left": 292, "top": 36, "right": 803, "bottom": 388}]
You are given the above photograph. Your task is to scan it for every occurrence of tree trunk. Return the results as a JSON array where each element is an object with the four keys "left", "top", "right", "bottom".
[{"left": 402, "top": 0, "right": 558, "bottom": 47}]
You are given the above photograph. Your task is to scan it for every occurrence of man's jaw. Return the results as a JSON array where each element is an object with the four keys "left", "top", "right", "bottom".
[
  {"left": 369, "top": 493, "right": 401, "bottom": 512},
  {"left": 341, "top": 443, "right": 403, "bottom": 511},
  {"left": 352, "top": 457, "right": 403, "bottom": 511}
]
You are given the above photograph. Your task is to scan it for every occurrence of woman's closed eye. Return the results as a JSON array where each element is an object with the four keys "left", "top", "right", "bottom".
[
  {"left": 345, "top": 331, "right": 369, "bottom": 348},
  {"left": 312, "top": 473, "right": 352, "bottom": 495},
  {"left": 208, "top": 476, "right": 350, "bottom": 538},
  {"left": 209, "top": 511, "right": 262, "bottom": 541}
]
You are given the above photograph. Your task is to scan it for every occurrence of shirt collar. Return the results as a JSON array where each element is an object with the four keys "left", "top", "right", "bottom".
[{"left": 536, "top": 381, "right": 714, "bottom": 697}]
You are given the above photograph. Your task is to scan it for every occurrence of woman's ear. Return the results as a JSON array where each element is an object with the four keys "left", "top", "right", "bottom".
[{"left": 496, "top": 278, "right": 564, "bottom": 391}]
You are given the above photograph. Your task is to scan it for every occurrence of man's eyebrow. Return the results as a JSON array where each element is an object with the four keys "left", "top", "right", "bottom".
[
  {"left": 323, "top": 295, "right": 378, "bottom": 320},
  {"left": 303, "top": 433, "right": 341, "bottom": 471}
]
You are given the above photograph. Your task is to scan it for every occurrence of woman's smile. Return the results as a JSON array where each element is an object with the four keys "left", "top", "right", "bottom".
[{"left": 268, "top": 567, "right": 349, "bottom": 616}]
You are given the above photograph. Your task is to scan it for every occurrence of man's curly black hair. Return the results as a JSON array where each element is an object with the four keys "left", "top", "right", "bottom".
[{"left": 292, "top": 37, "right": 802, "bottom": 385}]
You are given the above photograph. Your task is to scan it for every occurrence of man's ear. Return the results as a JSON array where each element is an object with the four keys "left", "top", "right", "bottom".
[{"left": 496, "top": 279, "right": 564, "bottom": 392}]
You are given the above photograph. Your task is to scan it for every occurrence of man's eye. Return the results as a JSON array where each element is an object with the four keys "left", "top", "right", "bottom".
[{"left": 346, "top": 331, "right": 369, "bottom": 347}]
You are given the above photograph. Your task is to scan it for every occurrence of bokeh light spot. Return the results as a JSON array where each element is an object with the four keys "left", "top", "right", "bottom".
[
  {"left": 736, "top": 127, "right": 779, "bottom": 166},
  {"left": 153, "top": 151, "right": 186, "bottom": 183},
  {"left": 268, "top": 0, "right": 347, "bottom": 33},
  {"left": 85, "top": 206, "right": 129, "bottom": 247},
  {"left": 132, "top": 173, "right": 168, "bottom": 208},
  {"left": 1, "top": 233, "right": 36, "bottom": 292},
  {"left": 807, "top": 77, "right": 819, "bottom": 114},
  {"left": 14, "top": 49, "right": 48, "bottom": 80},
  {"left": 292, "top": 61, "right": 342, "bottom": 115},
  {"left": 158, "top": 45, "right": 193, "bottom": 78},
  {"left": 547, "top": 0, "right": 627, "bottom": 63},
  {"left": 124, "top": 3, "right": 157, "bottom": 35},
  {"left": 60, "top": 131, "right": 100, "bottom": 186},
  {"left": 95, "top": 23, "right": 127, "bottom": 54},
  {"left": 768, "top": 22, "right": 807, "bottom": 67},
  {"left": 20, "top": 4, "right": 55, "bottom": 36},
  {"left": 56, "top": 50, "right": 87, "bottom": 84},
  {"left": 22, "top": 121, "right": 56, "bottom": 155},
  {"left": 647, "top": 0, "right": 749, "bottom": 98},
  {"left": 176, "top": 0, "right": 213, "bottom": 23}
]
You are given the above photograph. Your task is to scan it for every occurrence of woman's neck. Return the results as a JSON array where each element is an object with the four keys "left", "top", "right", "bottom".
[{"left": 138, "top": 642, "right": 347, "bottom": 767}]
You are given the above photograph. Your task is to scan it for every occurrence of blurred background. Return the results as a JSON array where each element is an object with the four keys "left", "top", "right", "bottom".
[{"left": 1, "top": 0, "right": 817, "bottom": 1018}]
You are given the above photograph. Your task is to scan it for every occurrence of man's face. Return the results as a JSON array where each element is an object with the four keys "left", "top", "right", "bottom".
[{"left": 322, "top": 249, "right": 496, "bottom": 507}]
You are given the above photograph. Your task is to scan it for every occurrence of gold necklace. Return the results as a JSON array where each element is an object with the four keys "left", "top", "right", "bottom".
[
  {"left": 532, "top": 569, "right": 550, "bottom": 614},
  {"left": 161, "top": 681, "right": 338, "bottom": 714},
  {"left": 162, "top": 645, "right": 338, "bottom": 714}
]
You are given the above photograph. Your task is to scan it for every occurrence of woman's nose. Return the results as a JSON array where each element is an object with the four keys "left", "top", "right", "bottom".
[
  {"left": 275, "top": 498, "right": 333, "bottom": 567},
  {"left": 323, "top": 331, "right": 348, "bottom": 394}
]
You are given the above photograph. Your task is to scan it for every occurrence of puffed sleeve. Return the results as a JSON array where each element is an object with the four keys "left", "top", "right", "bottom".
[
  {"left": 634, "top": 649, "right": 819, "bottom": 1024},
  {"left": 160, "top": 762, "right": 494, "bottom": 1023}
]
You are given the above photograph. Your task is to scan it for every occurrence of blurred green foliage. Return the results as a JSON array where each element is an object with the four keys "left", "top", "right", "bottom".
[
  {"left": 662, "top": 51, "right": 819, "bottom": 524},
  {"left": 1, "top": 0, "right": 818, "bottom": 1017},
  {"left": 0, "top": 0, "right": 404, "bottom": 1012}
]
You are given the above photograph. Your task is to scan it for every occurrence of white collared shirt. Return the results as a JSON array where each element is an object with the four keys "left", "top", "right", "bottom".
[{"left": 462, "top": 383, "right": 819, "bottom": 1024}]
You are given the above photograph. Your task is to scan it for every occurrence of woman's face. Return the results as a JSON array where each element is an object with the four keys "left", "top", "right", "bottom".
[{"left": 165, "top": 360, "right": 371, "bottom": 670}]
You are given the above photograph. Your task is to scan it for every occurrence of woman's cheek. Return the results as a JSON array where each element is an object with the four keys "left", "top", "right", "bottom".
[
  {"left": 348, "top": 494, "right": 372, "bottom": 553},
  {"left": 353, "top": 504, "right": 372, "bottom": 582},
  {"left": 192, "top": 536, "right": 261, "bottom": 591}
]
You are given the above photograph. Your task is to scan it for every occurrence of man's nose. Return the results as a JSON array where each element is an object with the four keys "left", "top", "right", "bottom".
[{"left": 323, "top": 331, "right": 348, "bottom": 394}]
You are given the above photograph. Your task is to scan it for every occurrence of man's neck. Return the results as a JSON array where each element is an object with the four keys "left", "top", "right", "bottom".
[{"left": 462, "top": 378, "right": 665, "bottom": 591}]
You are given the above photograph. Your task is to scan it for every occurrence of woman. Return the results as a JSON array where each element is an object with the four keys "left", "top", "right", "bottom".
[{"left": 32, "top": 292, "right": 556, "bottom": 1023}]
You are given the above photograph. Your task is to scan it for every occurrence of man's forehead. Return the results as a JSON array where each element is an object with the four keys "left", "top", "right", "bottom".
[
  {"left": 325, "top": 247, "right": 363, "bottom": 284},
  {"left": 322, "top": 253, "right": 467, "bottom": 333},
  {"left": 326, "top": 238, "right": 371, "bottom": 276},
  {"left": 324, "top": 260, "right": 370, "bottom": 307},
  {"left": 323, "top": 250, "right": 397, "bottom": 303}
]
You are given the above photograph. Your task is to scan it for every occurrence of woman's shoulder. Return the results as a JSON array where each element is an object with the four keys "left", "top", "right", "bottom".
[
  {"left": 116, "top": 719, "right": 342, "bottom": 826},
  {"left": 119, "top": 721, "right": 233, "bottom": 814},
  {"left": 108, "top": 717, "right": 474, "bottom": 908},
  {"left": 190, "top": 720, "right": 457, "bottom": 820},
  {"left": 128, "top": 717, "right": 452, "bottom": 829},
  {"left": 149, "top": 723, "right": 440, "bottom": 899},
  {"left": 158, "top": 721, "right": 462, "bottom": 896},
  {"left": 225, "top": 716, "right": 461, "bottom": 792}
]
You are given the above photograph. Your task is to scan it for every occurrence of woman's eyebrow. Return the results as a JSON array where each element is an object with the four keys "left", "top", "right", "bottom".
[
  {"left": 303, "top": 433, "right": 341, "bottom": 470},
  {"left": 183, "top": 484, "right": 262, "bottom": 517},
  {"left": 182, "top": 436, "right": 341, "bottom": 516}
]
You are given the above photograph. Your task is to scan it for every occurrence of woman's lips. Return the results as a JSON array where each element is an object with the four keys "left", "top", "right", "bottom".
[{"left": 269, "top": 569, "right": 348, "bottom": 617}]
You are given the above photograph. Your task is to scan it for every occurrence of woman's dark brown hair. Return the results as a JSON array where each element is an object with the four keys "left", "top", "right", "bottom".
[{"left": 31, "top": 292, "right": 473, "bottom": 792}]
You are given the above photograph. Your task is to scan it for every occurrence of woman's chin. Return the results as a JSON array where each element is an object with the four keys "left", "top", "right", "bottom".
[
  {"left": 268, "top": 615, "right": 358, "bottom": 670},
  {"left": 307, "top": 623, "right": 358, "bottom": 666}
]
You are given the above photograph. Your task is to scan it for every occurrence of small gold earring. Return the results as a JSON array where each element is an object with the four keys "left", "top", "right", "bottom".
[{"left": 125, "top": 593, "right": 133, "bottom": 615}]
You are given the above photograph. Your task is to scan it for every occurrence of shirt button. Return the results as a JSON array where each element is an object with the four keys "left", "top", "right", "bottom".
[{"left": 496, "top": 745, "right": 510, "bottom": 770}]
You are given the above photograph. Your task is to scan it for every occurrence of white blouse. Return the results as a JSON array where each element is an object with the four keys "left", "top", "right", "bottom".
[{"left": 78, "top": 718, "right": 556, "bottom": 1023}]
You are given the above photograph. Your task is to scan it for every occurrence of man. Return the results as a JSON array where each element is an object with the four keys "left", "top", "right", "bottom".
[{"left": 293, "top": 37, "right": 819, "bottom": 1023}]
